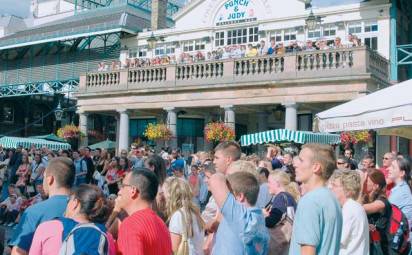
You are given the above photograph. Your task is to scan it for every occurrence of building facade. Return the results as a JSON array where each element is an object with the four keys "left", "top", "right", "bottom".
[
  {"left": 0, "top": 0, "right": 183, "bottom": 140},
  {"left": 77, "top": 0, "right": 397, "bottom": 157}
]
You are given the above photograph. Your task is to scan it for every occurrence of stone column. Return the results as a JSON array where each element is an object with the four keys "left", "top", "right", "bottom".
[
  {"left": 257, "top": 111, "right": 269, "bottom": 155},
  {"left": 117, "top": 109, "right": 129, "bottom": 152},
  {"left": 223, "top": 105, "right": 235, "bottom": 130},
  {"left": 165, "top": 107, "right": 177, "bottom": 148},
  {"left": 78, "top": 111, "right": 88, "bottom": 147},
  {"left": 115, "top": 115, "right": 120, "bottom": 155},
  {"left": 283, "top": 102, "right": 298, "bottom": 131}
]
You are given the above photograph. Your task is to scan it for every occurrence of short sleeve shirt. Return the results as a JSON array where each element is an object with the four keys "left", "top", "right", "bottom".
[
  {"left": 169, "top": 210, "right": 204, "bottom": 255},
  {"left": 118, "top": 208, "right": 172, "bottom": 255},
  {"left": 212, "top": 193, "right": 269, "bottom": 255},
  {"left": 9, "top": 195, "right": 69, "bottom": 252},
  {"left": 289, "top": 187, "right": 342, "bottom": 255}
]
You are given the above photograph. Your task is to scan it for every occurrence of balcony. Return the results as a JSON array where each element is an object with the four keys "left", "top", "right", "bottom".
[{"left": 79, "top": 46, "right": 389, "bottom": 96}]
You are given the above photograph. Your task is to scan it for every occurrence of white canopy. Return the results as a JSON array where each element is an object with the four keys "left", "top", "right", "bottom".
[{"left": 316, "top": 79, "right": 412, "bottom": 138}]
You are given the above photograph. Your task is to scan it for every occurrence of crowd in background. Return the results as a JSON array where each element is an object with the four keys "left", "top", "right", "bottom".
[
  {"left": 1, "top": 140, "right": 410, "bottom": 255},
  {"left": 97, "top": 34, "right": 362, "bottom": 71}
]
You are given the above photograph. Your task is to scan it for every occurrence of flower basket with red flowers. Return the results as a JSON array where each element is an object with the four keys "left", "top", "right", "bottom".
[
  {"left": 340, "top": 130, "right": 371, "bottom": 146},
  {"left": 57, "top": 124, "right": 84, "bottom": 140},
  {"left": 144, "top": 123, "right": 172, "bottom": 141},
  {"left": 204, "top": 122, "right": 235, "bottom": 143}
]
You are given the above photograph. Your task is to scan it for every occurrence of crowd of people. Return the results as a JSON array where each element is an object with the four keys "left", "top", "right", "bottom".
[
  {"left": 0, "top": 141, "right": 410, "bottom": 255},
  {"left": 97, "top": 34, "right": 362, "bottom": 71}
]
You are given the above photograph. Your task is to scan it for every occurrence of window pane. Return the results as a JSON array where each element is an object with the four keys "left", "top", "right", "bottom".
[{"left": 372, "top": 37, "right": 378, "bottom": 50}]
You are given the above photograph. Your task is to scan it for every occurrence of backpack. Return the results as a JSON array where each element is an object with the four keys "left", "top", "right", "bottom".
[
  {"left": 58, "top": 218, "right": 109, "bottom": 255},
  {"left": 387, "top": 204, "right": 411, "bottom": 255}
]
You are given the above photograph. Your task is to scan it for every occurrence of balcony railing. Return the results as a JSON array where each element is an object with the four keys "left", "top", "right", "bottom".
[{"left": 80, "top": 46, "right": 389, "bottom": 94}]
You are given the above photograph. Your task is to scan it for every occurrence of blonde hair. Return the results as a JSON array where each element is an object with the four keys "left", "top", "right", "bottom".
[
  {"left": 227, "top": 160, "right": 259, "bottom": 179},
  {"left": 269, "top": 170, "right": 300, "bottom": 202},
  {"left": 163, "top": 177, "right": 204, "bottom": 237},
  {"left": 329, "top": 169, "right": 361, "bottom": 200}
]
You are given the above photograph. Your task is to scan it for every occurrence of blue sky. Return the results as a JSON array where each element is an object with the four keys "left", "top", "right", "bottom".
[{"left": 0, "top": 0, "right": 364, "bottom": 18}]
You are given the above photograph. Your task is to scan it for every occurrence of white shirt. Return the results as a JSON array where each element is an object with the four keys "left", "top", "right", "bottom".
[
  {"left": 169, "top": 210, "right": 204, "bottom": 255},
  {"left": 340, "top": 199, "right": 369, "bottom": 255}
]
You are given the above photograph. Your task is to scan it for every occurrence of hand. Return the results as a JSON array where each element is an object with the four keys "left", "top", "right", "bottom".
[
  {"left": 262, "top": 206, "right": 271, "bottom": 218},
  {"left": 205, "top": 220, "right": 219, "bottom": 233},
  {"left": 369, "top": 224, "right": 376, "bottom": 232}
]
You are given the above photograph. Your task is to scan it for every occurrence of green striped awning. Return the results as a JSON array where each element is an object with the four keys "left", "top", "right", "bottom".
[
  {"left": 0, "top": 136, "right": 71, "bottom": 150},
  {"left": 240, "top": 129, "right": 341, "bottom": 147}
]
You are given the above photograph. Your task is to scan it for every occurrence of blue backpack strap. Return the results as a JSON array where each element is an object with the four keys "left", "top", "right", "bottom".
[{"left": 56, "top": 217, "right": 78, "bottom": 241}]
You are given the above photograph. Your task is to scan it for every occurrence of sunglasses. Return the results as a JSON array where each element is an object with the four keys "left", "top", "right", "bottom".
[
  {"left": 382, "top": 157, "right": 390, "bottom": 160},
  {"left": 337, "top": 162, "right": 346, "bottom": 165}
]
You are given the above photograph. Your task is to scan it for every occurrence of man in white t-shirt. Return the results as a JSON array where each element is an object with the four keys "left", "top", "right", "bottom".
[{"left": 329, "top": 169, "right": 369, "bottom": 255}]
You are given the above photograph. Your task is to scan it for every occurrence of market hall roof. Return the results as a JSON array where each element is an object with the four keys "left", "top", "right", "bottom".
[{"left": 0, "top": 3, "right": 169, "bottom": 50}]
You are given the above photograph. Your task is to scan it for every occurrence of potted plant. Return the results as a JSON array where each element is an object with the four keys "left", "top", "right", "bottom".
[
  {"left": 204, "top": 122, "right": 235, "bottom": 144},
  {"left": 144, "top": 123, "right": 172, "bottom": 142}
]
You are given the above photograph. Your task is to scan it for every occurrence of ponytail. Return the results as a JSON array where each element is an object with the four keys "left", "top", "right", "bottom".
[{"left": 270, "top": 170, "right": 300, "bottom": 202}]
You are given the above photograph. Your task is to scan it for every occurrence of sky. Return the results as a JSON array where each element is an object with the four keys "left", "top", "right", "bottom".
[{"left": 0, "top": 0, "right": 364, "bottom": 18}]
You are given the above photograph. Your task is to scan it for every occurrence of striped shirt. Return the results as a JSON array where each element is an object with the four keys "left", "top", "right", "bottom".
[{"left": 118, "top": 208, "right": 172, "bottom": 255}]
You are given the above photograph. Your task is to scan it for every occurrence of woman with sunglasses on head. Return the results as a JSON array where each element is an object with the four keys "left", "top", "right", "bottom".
[{"left": 29, "top": 184, "right": 116, "bottom": 255}]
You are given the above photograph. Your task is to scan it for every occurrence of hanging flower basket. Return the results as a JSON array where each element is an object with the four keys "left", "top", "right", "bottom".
[
  {"left": 144, "top": 123, "right": 172, "bottom": 141},
  {"left": 204, "top": 122, "right": 235, "bottom": 143},
  {"left": 340, "top": 130, "right": 371, "bottom": 146},
  {"left": 57, "top": 124, "right": 84, "bottom": 140}
]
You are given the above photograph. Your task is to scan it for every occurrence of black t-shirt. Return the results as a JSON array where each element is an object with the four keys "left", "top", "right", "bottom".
[
  {"left": 265, "top": 192, "right": 297, "bottom": 228},
  {"left": 367, "top": 196, "right": 392, "bottom": 254}
]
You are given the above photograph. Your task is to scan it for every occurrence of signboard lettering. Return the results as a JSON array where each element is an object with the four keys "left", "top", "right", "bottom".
[{"left": 215, "top": 0, "right": 257, "bottom": 26}]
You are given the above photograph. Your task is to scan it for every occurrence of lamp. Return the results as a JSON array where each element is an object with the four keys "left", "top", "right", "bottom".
[
  {"left": 304, "top": 0, "right": 312, "bottom": 9},
  {"left": 54, "top": 101, "right": 63, "bottom": 121},
  {"left": 305, "top": 9, "right": 318, "bottom": 30},
  {"left": 147, "top": 32, "right": 158, "bottom": 50}
]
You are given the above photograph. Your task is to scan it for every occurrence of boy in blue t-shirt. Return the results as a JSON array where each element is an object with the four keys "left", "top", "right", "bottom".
[
  {"left": 289, "top": 143, "right": 342, "bottom": 255},
  {"left": 208, "top": 171, "right": 269, "bottom": 255}
]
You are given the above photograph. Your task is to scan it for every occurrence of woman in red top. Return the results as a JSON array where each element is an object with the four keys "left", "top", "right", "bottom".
[
  {"left": 16, "top": 154, "right": 31, "bottom": 194},
  {"left": 105, "top": 157, "right": 121, "bottom": 195},
  {"left": 118, "top": 157, "right": 130, "bottom": 179}
]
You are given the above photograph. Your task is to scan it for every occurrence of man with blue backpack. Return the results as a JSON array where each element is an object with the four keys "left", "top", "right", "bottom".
[{"left": 10, "top": 157, "right": 74, "bottom": 255}]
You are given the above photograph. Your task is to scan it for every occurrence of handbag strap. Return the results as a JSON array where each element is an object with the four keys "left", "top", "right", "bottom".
[
  {"left": 179, "top": 209, "right": 188, "bottom": 241},
  {"left": 280, "top": 193, "right": 293, "bottom": 222}
]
